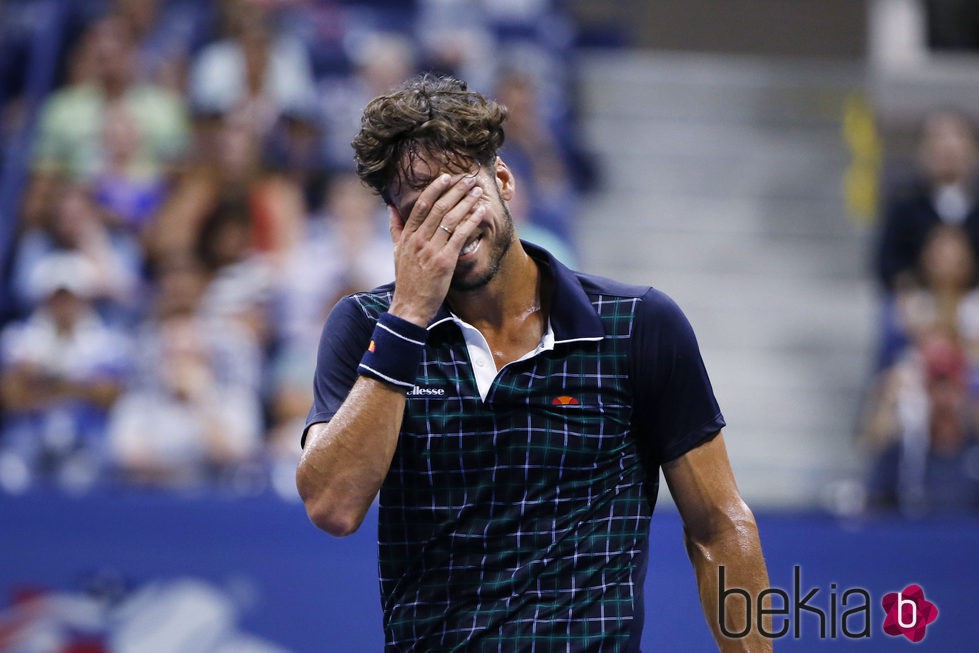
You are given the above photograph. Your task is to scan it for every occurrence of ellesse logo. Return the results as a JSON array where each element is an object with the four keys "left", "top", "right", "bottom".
[
  {"left": 552, "top": 396, "right": 580, "bottom": 405},
  {"left": 408, "top": 386, "right": 446, "bottom": 396}
]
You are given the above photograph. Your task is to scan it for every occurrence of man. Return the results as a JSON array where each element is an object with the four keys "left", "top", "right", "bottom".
[
  {"left": 297, "top": 75, "right": 771, "bottom": 651},
  {"left": 0, "top": 252, "right": 128, "bottom": 492},
  {"left": 107, "top": 307, "right": 263, "bottom": 487},
  {"left": 876, "top": 109, "right": 979, "bottom": 292},
  {"left": 865, "top": 330, "right": 979, "bottom": 514},
  {"left": 20, "top": 13, "right": 188, "bottom": 238}
]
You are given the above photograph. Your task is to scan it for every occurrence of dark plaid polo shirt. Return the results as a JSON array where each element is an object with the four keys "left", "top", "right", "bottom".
[{"left": 305, "top": 242, "right": 725, "bottom": 652}]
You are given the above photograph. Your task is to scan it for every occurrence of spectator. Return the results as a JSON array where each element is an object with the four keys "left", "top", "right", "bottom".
[
  {"left": 0, "top": 252, "right": 130, "bottom": 493},
  {"left": 494, "top": 67, "right": 580, "bottom": 247},
  {"left": 193, "top": 201, "right": 275, "bottom": 351},
  {"left": 415, "top": 1, "right": 497, "bottom": 95},
  {"left": 188, "top": 0, "right": 317, "bottom": 138},
  {"left": 139, "top": 251, "right": 262, "bottom": 399},
  {"left": 872, "top": 224, "right": 979, "bottom": 373},
  {"left": 146, "top": 114, "right": 305, "bottom": 270},
  {"left": 876, "top": 110, "right": 979, "bottom": 292},
  {"left": 11, "top": 184, "right": 143, "bottom": 322},
  {"left": 91, "top": 102, "right": 169, "bottom": 240},
  {"left": 864, "top": 331, "right": 979, "bottom": 515},
  {"left": 110, "top": 0, "right": 212, "bottom": 92},
  {"left": 107, "top": 307, "right": 263, "bottom": 488},
  {"left": 267, "top": 172, "right": 393, "bottom": 459},
  {"left": 147, "top": 252, "right": 208, "bottom": 323},
  {"left": 318, "top": 31, "right": 417, "bottom": 171},
  {"left": 894, "top": 226, "right": 979, "bottom": 359},
  {"left": 1, "top": 0, "right": 598, "bottom": 499},
  {"left": 263, "top": 108, "right": 328, "bottom": 213},
  {"left": 274, "top": 172, "right": 393, "bottom": 347},
  {"left": 505, "top": 167, "right": 577, "bottom": 268},
  {"left": 23, "top": 15, "right": 188, "bottom": 228},
  {"left": 926, "top": 0, "right": 979, "bottom": 52}
]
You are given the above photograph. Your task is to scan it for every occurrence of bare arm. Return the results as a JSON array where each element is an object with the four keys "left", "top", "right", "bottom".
[
  {"left": 296, "top": 378, "right": 407, "bottom": 536},
  {"left": 0, "top": 366, "right": 122, "bottom": 410},
  {"left": 663, "top": 432, "right": 772, "bottom": 652},
  {"left": 296, "top": 172, "right": 485, "bottom": 536}
]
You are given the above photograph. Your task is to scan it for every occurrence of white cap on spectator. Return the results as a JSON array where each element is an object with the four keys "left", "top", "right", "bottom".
[{"left": 28, "top": 251, "right": 98, "bottom": 302}]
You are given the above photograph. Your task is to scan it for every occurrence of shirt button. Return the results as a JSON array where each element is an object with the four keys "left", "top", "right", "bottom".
[{"left": 475, "top": 357, "right": 485, "bottom": 367}]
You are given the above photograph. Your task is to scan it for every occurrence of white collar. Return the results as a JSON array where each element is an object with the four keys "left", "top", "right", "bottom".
[{"left": 449, "top": 313, "right": 555, "bottom": 401}]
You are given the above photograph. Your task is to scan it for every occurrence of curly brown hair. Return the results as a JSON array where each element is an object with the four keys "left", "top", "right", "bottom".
[{"left": 352, "top": 74, "right": 508, "bottom": 204}]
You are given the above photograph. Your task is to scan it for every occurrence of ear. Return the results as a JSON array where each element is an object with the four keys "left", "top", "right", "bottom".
[{"left": 494, "top": 157, "right": 515, "bottom": 202}]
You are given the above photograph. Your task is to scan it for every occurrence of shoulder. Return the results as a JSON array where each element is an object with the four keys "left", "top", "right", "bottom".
[
  {"left": 128, "top": 84, "right": 185, "bottom": 115},
  {"left": 38, "top": 85, "right": 97, "bottom": 122},
  {"left": 636, "top": 286, "right": 687, "bottom": 320},
  {"left": 344, "top": 283, "right": 395, "bottom": 320},
  {"left": 574, "top": 270, "right": 650, "bottom": 301},
  {"left": 0, "top": 319, "right": 31, "bottom": 359},
  {"left": 323, "top": 283, "right": 395, "bottom": 330},
  {"left": 882, "top": 183, "right": 933, "bottom": 218},
  {"left": 193, "top": 39, "right": 238, "bottom": 66},
  {"left": 112, "top": 391, "right": 158, "bottom": 415},
  {"left": 575, "top": 270, "right": 686, "bottom": 324}
]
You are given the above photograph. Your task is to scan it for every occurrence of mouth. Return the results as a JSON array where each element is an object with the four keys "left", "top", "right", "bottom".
[{"left": 459, "top": 234, "right": 482, "bottom": 258}]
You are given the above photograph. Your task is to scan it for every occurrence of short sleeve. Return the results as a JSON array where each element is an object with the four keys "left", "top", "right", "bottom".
[
  {"left": 630, "top": 288, "right": 725, "bottom": 464},
  {"left": 302, "top": 295, "right": 375, "bottom": 447},
  {"left": 30, "top": 93, "right": 71, "bottom": 174},
  {"left": 139, "top": 89, "right": 190, "bottom": 166},
  {"left": 188, "top": 42, "right": 241, "bottom": 114}
]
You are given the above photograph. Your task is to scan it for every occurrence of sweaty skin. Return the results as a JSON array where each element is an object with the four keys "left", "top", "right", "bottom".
[{"left": 665, "top": 434, "right": 772, "bottom": 652}]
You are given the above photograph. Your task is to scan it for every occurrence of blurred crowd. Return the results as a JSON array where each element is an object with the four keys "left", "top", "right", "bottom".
[
  {"left": 0, "top": 0, "right": 596, "bottom": 496},
  {"left": 860, "top": 109, "right": 979, "bottom": 516}
]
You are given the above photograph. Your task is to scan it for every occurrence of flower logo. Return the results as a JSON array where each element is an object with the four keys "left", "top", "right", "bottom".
[{"left": 881, "top": 584, "right": 938, "bottom": 643}]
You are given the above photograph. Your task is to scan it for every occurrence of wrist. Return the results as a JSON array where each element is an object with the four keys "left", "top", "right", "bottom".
[
  {"left": 358, "top": 312, "right": 428, "bottom": 390},
  {"left": 387, "top": 298, "right": 434, "bottom": 329}
]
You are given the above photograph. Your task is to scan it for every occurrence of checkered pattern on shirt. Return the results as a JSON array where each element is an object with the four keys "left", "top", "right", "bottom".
[{"left": 351, "top": 289, "right": 652, "bottom": 652}]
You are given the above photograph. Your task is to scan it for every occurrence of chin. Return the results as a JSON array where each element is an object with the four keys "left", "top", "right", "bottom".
[
  {"left": 450, "top": 263, "right": 495, "bottom": 292},
  {"left": 451, "top": 209, "right": 514, "bottom": 291},
  {"left": 450, "top": 245, "right": 505, "bottom": 290}
]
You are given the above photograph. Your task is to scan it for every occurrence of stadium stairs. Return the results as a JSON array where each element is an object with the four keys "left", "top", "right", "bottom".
[{"left": 575, "top": 51, "right": 875, "bottom": 508}]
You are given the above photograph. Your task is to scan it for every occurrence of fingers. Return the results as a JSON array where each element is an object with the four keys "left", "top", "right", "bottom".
[
  {"left": 434, "top": 185, "right": 483, "bottom": 241},
  {"left": 400, "top": 173, "right": 452, "bottom": 232},
  {"left": 445, "top": 204, "right": 485, "bottom": 252},
  {"left": 406, "top": 173, "right": 480, "bottom": 239}
]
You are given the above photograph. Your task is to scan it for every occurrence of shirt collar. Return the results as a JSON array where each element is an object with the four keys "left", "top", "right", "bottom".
[{"left": 427, "top": 240, "right": 605, "bottom": 343}]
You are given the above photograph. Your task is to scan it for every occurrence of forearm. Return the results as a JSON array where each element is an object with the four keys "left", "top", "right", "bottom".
[
  {"left": 664, "top": 435, "right": 772, "bottom": 652},
  {"left": 296, "top": 376, "right": 406, "bottom": 536},
  {"left": 61, "top": 378, "right": 122, "bottom": 408},
  {"left": 686, "top": 506, "right": 772, "bottom": 652},
  {"left": 0, "top": 372, "right": 45, "bottom": 409},
  {"left": 297, "top": 172, "right": 486, "bottom": 535}
]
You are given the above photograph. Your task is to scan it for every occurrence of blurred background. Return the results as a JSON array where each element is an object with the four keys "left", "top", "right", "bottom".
[{"left": 0, "top": 0, "right": 977, "bottom": 651}]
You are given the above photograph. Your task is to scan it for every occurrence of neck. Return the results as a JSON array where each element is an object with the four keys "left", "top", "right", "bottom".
[
  {"left": 446, "top": 241, "right": 542, "bottom": 330},
  {"left": 102, "top": 79, "right": 126, "bottom": 101},
  {"left": 930, "top": 416, "right": 964, "bottom": 455}
]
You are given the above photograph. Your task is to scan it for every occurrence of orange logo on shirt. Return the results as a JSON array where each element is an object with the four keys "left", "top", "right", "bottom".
[
  {"left": 368, "top": 340, "right": 376, "bottom": 352},
  {"left": 552, "top": 396, "right": 580, "bottom": 406}
]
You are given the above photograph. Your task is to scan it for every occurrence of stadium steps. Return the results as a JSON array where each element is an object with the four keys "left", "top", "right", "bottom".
[{"left": 574, "top": 51, "right": 875, "bottom": 507}]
